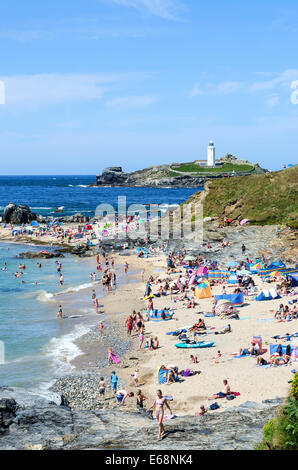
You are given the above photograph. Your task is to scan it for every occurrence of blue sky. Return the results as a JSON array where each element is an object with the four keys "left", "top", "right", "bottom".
[{"left": 0, "top": 0, "right": 297, "bottom": 174}]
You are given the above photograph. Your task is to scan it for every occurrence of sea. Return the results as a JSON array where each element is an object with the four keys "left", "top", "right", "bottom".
[{"left": 0, "top": 176, "right": 202, "bottom": 392}]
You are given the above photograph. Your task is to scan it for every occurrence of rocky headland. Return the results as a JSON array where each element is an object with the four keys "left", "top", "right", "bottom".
[{"left": 92, "top": 155, "right": 266, "bottom": 188}]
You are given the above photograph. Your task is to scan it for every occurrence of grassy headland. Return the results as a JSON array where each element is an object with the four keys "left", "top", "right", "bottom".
[
  {"left": 171, "top": 162, "right": 254, "bottom": 173},
  {"left": 185, "top": 165, "right": 298, "bottom": 227}
]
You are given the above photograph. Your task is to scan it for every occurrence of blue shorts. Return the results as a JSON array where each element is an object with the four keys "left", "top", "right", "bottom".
[
  {"left": 116, "top": 394, "right": 123, "bottom": 403},
  {"left": 112, "top": 382, "right": 117, "bottom": 391}
]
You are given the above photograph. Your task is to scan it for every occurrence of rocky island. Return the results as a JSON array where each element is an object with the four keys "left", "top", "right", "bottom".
[{"left": 92, "top": 154, "right": 267, "bottom": 188}]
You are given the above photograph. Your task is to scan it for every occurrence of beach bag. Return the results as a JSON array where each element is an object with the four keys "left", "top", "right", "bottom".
[
  {"left": 226, "top": 394, "right": 235, "bottom": 400},
  {"left": 209, "top": 402, "right": 219, "bottom": 410}
]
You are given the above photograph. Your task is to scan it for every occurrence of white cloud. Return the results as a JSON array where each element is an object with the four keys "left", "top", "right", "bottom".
[
  {"left": 190, "top": 69, "right": 298, "bottom": 103},
  {"left": 0, "top": 73, "right": 148, "bottom": 108},
  {"left": 105, "top": 95, "right": 157, "bottom": 108},
  {"left": 190, "top": 83, "right": 201, "bottom": 97},
  {"left": 109, "top": 0, "right": 183, "bottom": 20},
  {"left": 190, "top": 80, "right": 244, "bottom": 97},
  {"left": 266, "top": 94, "right": 280, "bottom": 108},
  {"left": 0, "top": 30, "right": 44, "bottom": 41}
]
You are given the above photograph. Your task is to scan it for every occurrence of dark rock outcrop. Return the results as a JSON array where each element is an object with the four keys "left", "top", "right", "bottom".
[
  {"left": 16, "top": 251, "right": 64, "bottom": 259},
  {"left": 0, "top": 387, "right": 284, "bottom": 450},
  {"left": 94, "top": 167, "right": 205, "bottom": 188},
  {"left": 2, "top": 204, "right": 37, "bottom": 224},
  {"left": 53, "top": 213, "right": 89, "bottom": 223}
]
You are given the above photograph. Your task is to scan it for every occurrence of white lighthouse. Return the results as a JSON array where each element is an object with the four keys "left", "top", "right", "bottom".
[{"left": 207, "top": 140, "right": 215, "bottom": 167}]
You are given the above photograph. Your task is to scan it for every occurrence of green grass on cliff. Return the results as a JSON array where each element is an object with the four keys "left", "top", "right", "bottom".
[
  {"left": 187, "top": 165, "right": 298, "bottom": 227},
  {"left": 256, "top": 373, "right": 298, "bottom": 450},
  {"left": 171, "top": 162, "right": 254, "bottom": 173}
]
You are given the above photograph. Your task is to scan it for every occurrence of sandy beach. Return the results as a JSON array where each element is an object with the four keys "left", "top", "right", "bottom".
[{"left": 54, "top": 250, "right": 297, "bottom": 417}]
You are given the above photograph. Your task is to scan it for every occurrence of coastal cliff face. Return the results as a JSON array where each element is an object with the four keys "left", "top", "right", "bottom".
[{"left": 0, "top": 387, "right": 283, "bottom": 450}]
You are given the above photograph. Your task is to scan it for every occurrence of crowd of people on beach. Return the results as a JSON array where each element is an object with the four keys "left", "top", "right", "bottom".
[{"left": 2, "top": 230, "right": 297, "bottom": 442}]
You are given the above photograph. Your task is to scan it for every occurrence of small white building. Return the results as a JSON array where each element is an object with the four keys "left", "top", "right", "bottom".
[{"left": 207, "top": 141, "right": 215, "bottom": 166}]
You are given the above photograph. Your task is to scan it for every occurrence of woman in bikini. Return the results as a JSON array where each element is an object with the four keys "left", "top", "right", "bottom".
[{"left": 148, "top": 390, "right": 173, "bottom": 440}]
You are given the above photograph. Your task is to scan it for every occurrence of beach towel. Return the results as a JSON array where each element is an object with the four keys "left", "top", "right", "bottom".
[
  {"left": 109, "top": 352, "right": 120, "bottom": 364},
  {"left": 153, "top": 414, "right": 178, "bottom": 421}
]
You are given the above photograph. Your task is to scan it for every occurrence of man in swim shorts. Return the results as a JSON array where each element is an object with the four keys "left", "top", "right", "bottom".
[{"left": 208, "top": 379, "right": 231, "bottom": 399}]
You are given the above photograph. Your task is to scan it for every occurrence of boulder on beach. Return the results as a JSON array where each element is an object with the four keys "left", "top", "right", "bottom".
[
  {"left": 16, "top": 251, "right": 64, "bottom": 259},
  {"left": 2, "top": 203, "right": 37, "bottom": 225}
]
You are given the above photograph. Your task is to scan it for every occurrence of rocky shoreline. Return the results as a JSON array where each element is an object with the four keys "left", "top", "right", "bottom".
[{"left": 0, "top": 386, "right": 284, "bottom": 450}]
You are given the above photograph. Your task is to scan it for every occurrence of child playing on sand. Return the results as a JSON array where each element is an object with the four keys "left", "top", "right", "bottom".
[
  {"left": 133, "top": 369, "right": 139, "bottom": 386},
  {"left": 139, "top": 327, "right": 145, "bottom": 350},
  {"left": 111, "top": 371, "right": 118, "bottom": 394},
  {"left": 99, "top": 321, "right": 104, "bottom": 336},
  {"left": 190, "top": 355, "right": 198, "bottom": 364},
  {"left": 99, "top": 377, "right": 106, "bottom": 400},
  {"left": 136, "top": 390, "right": 147, "bottom": 409}
]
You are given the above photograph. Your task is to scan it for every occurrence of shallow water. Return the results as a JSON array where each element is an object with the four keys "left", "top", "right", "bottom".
[{"left": 0, "top": 242, "right": 99, "bottom": 391}]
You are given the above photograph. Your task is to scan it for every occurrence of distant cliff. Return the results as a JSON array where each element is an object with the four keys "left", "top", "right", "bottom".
[{"left": 92, "top": 157, "right": 266, "bottom": 188}]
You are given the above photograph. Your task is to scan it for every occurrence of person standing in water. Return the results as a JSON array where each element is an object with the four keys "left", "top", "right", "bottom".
[
  {"left": 124, "top": 262, "right": 128, "bottom": 274},
  {"left": 99, "top": 321, "right": 104, "bottom": 336},
  {"left": 57, "top": 305, "right": 63, "bottom": 319},
  {"left": 148, "top": 390, "right": 173, "bottom": 440}
]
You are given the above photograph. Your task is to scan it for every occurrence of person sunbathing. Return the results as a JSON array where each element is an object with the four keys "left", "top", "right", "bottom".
[
  {"left": 178, "top": 368, "right": 196, "bottom": 377},
  {"left": 166, "top": 367, "right": 177, "bottom": 384},
  {"left": 188, "top": 319, "right": 206, "bottom": 332},
  {"left": 150, "top": 336, "right": 159, "bottom": 350},
  {"left": 239, "top": 341, "right": 260, "bottom": 356},
  {"left": 274, "top": 304, "right": 284, "bottom": 320},
  {"left": 215, "top": 324, "right": 231, "bottom": 335},
  {"left": 208, "top": 380, "right": 231, "bottom": 399},
  {"left": 195, "top": 405, "right": 207, "bottom": 417},
  {"left": 270, "top": 352, "right": 291, "bottom": 366}
]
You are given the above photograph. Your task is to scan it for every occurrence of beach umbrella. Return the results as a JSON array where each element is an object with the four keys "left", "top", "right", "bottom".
[
  {"left": 217, "top": 299, "right": 232, "bottom": 306},
  {"left": 196, "top": 266, "right": 208, "bottom": 276},
  {"left": 215, "top": 300, "right": 233, "bottom": 315},
  {"left": 270, "top": 271, "right": 282, "bottom": 277},
  {"left": 237, "top": 269, "right": 251, "bottom": 276},
  {"left": 184, "top": 255, "right": 196, "bottom": 262},
  {"left": 252, "top": 262, "right": 264, "bottom": 270},
  {"left": 226, "top": 261, "right": 238, "bottom": 267},
  {"left": 30, "top": 220, "right": 39, "bottom": 227},
  {"left": 240, "top": 219, "right": 249, "bottom": 226}
]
